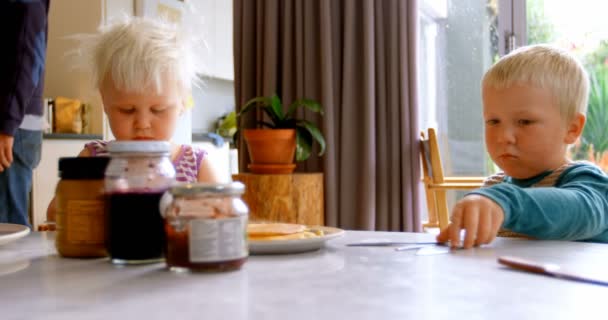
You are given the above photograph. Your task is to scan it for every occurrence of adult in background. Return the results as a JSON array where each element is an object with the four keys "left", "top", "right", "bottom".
[{"left": 0, "top": 0, "right": 50, "bottom": 227}]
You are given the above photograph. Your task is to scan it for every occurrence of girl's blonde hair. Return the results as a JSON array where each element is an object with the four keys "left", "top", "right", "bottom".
[
  {"left": 482, "top": 44, "right": 589, "bottom": 122},
  {"left": 75, "top": 16, "right": 202, "bottom": 96}
]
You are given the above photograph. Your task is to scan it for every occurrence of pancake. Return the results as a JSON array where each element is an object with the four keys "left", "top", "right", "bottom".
[
  {"left": 247, "top": 223, "right": 324, "bottom": 241},
  {"left": 247, "top": 223, "right": 307, "bottom": 236},
  {"left": 248, "top": 231, "right": 318, "bottom": 241}
]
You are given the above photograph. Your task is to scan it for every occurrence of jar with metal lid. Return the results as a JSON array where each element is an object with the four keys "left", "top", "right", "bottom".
[
  {"left": 161, "top": 182, "right": 249, "bottom": 272},
  {"left": 55, "top": 157, "right": 110, "bottom": 257},
  {"left": 104, "top": 141, "right": 176, "bottom": 264}
]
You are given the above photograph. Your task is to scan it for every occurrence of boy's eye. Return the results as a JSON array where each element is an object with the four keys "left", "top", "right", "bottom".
[{"left": 485, "top": 119, "right": 499, "bottom": 126}]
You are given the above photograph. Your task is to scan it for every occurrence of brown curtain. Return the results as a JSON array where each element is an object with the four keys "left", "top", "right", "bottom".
[{"left": 234, "top": 0, "right": 421, "bottom": 232}]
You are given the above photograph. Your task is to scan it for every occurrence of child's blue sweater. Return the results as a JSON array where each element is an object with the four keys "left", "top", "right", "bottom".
[{"left": 470, "top": 162, "right": 608, "bottom": 243}]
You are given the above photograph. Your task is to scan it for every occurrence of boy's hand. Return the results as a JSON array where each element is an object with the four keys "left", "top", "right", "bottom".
[{"left": 436, "top": 194, "right": 505, "bottom": 249}]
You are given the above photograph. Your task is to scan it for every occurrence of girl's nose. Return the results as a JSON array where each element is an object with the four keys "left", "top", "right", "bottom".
[{"left": 134, "top": 112, "right": 151, "bottom": 129}]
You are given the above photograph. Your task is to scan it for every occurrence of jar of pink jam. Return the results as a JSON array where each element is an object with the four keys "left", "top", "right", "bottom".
[{"left": 161, "top": 182, "right": 249, "bottom": 272}]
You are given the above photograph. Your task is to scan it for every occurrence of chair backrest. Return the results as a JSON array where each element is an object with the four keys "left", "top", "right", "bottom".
[
  {"left": 420, "top": 128, "right": 445, "bottom": 184},
  {"left": 419, "top": 128, "right": 484, "bottom": 230},
  {"left": 419, "top": 128, "right": 442, "bottom": 229}
]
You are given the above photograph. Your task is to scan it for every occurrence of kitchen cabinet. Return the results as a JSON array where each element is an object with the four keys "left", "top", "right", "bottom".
[
  {"left": 133, "top": 0, "right": 233, "bottom": 80},
  {"left": 45, "top": 0, "right": 134, "bottom": 137},
  {"left": 197, "top": 0, "right": 234, "bottom": 80},
  {"left": 31, "top": 137, "right": 94, "bottom": 229}
]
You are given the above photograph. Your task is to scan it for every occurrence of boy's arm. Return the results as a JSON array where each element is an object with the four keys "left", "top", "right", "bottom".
[{"left": 470, "top": 164, "right": 608, "bottom": 242}]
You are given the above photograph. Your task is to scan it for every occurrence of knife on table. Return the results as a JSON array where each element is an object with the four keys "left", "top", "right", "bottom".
[
  {"left": 346, "top": 241, "right": 439, "bottom": 247},
  {"left": 498, "top": 255, "right": 608, "bottom": 286}
]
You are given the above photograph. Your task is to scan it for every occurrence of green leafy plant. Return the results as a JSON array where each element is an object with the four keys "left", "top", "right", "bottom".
[
  {"left": 215, "top": 111, "right": 237, "bottom": 140},
  {"left": 237, "top": 93, "right": 326, "bottom": 161}
]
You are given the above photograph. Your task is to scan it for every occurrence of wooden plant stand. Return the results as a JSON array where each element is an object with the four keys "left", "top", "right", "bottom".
[{"left": 232, "top": 173, "right": 324, "bottom": 226}]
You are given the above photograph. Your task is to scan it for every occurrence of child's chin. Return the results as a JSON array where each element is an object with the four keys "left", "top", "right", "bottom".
[{"left": 505, "top": 170, "right": 540, "bottom": 180}]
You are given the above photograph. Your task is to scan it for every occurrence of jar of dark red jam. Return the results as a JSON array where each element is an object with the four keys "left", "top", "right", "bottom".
[
  {"left": 161, "top": 182, "right": 249, "bottom": 272},
  {"left": 105, "top": 141, "right": 175, "bottom": 265}
]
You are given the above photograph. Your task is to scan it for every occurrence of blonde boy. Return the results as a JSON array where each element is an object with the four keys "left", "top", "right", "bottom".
[{"left": 437, "top": 45, "right": 608, "bottom": 248}]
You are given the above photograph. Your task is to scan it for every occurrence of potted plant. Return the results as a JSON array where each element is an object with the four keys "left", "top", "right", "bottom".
[{"left": 237, "top": 93, "right": 326, "bottom": 173}]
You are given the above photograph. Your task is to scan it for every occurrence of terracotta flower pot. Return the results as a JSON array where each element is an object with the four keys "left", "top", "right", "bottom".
[{"left": 243, "top": 129, "right": 296, "bottom": 173}]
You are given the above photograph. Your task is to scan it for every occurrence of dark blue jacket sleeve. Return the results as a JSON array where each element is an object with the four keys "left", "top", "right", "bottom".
[{"left": 0, "top": 0, "right": 49, "bottom": 136}]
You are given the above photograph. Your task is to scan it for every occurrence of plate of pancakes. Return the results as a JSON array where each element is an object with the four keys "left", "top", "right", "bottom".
[
  {"left": 247, "top": 223, "right": 345, "bottom": 254},
  {"left": 0, "top": 223, "right": 30, "bottom": 246}
]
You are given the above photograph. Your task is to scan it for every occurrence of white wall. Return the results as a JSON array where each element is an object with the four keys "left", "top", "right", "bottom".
[{"left": 191, "top": 77, "right": 235, "bottom": 133}]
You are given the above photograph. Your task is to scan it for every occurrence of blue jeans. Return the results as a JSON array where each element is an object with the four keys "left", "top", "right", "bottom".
[{"left": 0, "top": 129, "right": 42, "bottom": 227}]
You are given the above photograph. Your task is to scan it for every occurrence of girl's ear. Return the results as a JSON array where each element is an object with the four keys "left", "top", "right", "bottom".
[{"left": 564, "top": 113, "right": 586, "bottom": 144}]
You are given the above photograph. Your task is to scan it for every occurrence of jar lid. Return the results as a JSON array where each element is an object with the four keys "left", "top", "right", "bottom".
[
  {"left": 58, "top": 157, "right": 110, "bottom": 179},
  {"left": 169, "top": 182, "right": 245, "bottom": 196},
  {"left": 107, "top": 141, "right": 170, "bottom": 154}
]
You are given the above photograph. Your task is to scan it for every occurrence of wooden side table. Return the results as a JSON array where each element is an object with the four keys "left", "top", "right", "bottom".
[{"left": 232, "top": 173, "right": 324, "bottom": 226}]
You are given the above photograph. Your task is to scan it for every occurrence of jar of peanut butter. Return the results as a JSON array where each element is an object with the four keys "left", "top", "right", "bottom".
[{"left": 55, "top": 157, "right": 110, "bottom": 257}]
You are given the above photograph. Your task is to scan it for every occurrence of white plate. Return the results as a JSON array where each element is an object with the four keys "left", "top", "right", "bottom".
[
  {"left": 248, "top": 226, "right": 345, "bottom": 255},
  {"left": 0, "top": 223, "right": 30, "bottom": 246}
]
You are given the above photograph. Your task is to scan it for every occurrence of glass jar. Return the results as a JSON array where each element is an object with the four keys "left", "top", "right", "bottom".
[
  {"left": 161, "top": 182, "right": 249, "bottom": 272},
  {"left": 55, "top": 157, "right": 110, "bottom": 257},
  {"left": 104, "top": 141, "right": 176, "bottom": 264}
]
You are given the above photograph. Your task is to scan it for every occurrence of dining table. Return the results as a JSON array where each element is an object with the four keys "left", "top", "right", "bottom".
[{"left": 1, "top": 230, "right": 607, "bottom": 319}]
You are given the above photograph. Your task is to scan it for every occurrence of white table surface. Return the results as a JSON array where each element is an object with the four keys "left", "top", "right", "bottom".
[{"left": 1, "top": 231, "right": 607, "bottom": 320}]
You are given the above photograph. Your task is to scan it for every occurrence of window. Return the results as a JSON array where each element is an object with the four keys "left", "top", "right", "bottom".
[
  {"left": 417, "top": 0, "right": 517, "bottom": 216},
  {"left": 418, "top": 0, "right": 505, "bottom": 178},
  {"left": 419, "top": 0, "right": 608, "bottom": 178}
]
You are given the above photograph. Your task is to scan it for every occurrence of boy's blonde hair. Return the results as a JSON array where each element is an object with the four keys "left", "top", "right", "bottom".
[
  {"left": 482, "top": 44, "right": 589, "bottom": 122},
  {"left": 75, "top": 16, "right": 201, "bottom": 96}
]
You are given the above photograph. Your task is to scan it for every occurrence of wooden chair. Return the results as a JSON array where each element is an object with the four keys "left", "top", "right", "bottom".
[{"left": 420, "top": 128, "right": 485, "bottom": 231}]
